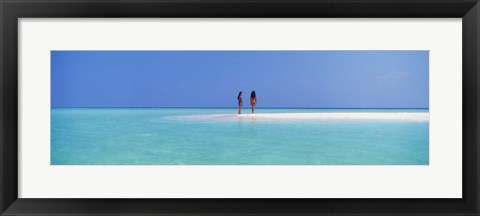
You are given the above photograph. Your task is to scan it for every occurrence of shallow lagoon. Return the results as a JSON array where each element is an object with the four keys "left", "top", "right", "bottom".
[{"left": 51, "top": 108, "right": 429, "bottom": 165}]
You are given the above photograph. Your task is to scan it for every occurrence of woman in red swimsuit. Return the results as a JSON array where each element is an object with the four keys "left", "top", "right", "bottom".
[{"left": 250, "top": 90, "right": 257, "bottom": 114}]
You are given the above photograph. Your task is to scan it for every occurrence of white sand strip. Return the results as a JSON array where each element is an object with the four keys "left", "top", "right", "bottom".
[{"left": 172, "top": 112, "right": 429, "bottom": 122}]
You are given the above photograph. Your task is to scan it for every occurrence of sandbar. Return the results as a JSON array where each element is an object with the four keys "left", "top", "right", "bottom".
[{"left": 171, "top": 112, "right": 429, "bottom": 122}]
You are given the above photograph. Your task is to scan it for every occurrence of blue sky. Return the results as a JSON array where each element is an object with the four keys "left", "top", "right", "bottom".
[{"left": 51, "top": 51, "right": 429, "bottom": 108}]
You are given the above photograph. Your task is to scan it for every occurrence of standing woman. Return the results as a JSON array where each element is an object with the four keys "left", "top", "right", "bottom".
[
  {"left": 237, "top": 91, "right": 243, "bottom": 115},
  {"left": 250, "top": 91, "right": 257, "bottom": 113}
]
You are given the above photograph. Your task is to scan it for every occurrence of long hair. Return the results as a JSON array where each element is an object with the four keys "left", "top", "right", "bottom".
[
  {"left": 237, "top": 91, "right": 242, "bottom": 100},
  {"left": 250, "top": 91, "right": 256, "bottom": 99}
]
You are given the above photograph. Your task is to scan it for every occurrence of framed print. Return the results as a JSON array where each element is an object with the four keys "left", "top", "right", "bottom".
[{"left": 1, "top": 0, "right": 479, "bottom": 215}]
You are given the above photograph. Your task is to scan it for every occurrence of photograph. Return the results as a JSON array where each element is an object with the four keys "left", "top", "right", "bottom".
[
  {"left": 3, "top": 0, "right": 477, "bottom": 214},
  {"left": 51, "top": 50, "right": 429, "bottom": 165}
]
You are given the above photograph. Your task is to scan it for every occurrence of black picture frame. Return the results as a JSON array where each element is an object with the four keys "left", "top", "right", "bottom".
[{"left": 1, "top": 0, "right": 479, "bottom": 215}]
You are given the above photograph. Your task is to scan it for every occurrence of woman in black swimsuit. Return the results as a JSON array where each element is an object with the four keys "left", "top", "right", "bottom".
[{"left": 237, "top": 91, "right": 243, "bottom": 115}]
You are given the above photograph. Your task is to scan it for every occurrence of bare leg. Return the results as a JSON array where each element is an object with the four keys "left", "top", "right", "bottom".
[
  {"left": 252, "top": 104, "right": 255, "bottom": 113},
  {"left": 238, "top": 104, "right": 242, "bottom": 114}
]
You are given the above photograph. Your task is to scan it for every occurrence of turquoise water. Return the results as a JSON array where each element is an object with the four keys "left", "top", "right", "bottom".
[{"left": 51, "top": 108, "right": 429, "bottom": 165}]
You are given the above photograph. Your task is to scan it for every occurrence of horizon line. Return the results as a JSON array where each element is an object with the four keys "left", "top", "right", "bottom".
[{"left": 51, "top": 107, "right": 429, "bottom": 109}]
